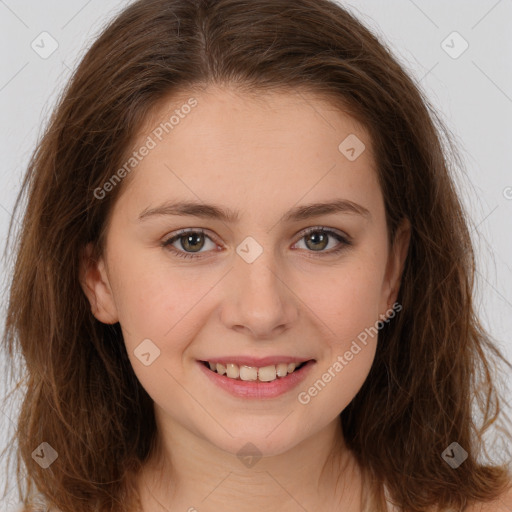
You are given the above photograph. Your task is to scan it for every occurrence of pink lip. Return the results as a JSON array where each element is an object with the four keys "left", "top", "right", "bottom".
[
  {"left": 197, "top": 359, "right": 316, "bottom": 399},
  {"left": 200, "top": 356, "right": 311, "bottom": 367}
]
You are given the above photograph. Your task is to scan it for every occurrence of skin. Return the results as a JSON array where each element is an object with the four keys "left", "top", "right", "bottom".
[{"left": 81, "top": 85, "right": 411, "bottom": 511}]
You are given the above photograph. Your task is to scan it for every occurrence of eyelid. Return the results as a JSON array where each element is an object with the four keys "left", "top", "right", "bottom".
[
  {"left": 163, "top": 227, "right": 218, "bottom": 244},
  {"left": 296, "top": 225, "right": 351, "bottom": 242}
]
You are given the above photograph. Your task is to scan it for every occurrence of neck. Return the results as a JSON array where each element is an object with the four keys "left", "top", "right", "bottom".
[{"left": 134, "top": 412, "right": 363, "bottom": 511}]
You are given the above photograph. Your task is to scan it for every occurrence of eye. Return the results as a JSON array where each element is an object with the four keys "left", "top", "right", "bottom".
[
  {"left": 292, "top": 226, "right": 351, "bottom": 257},
  {"left": 161, "top": 226, "right": 352, "bottom": 260},
  {"left": 162, "top": 228, "right": 218, "bottom": 259}
]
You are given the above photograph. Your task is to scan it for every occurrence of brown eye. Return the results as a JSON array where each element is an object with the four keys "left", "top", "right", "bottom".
[
  {"left": 162, "top": 229, "right": 217, "bottom": 259},
  {"left": 177, "top": 232, "right": 205, "bottom": 252},
  {"left": 304, "top": 231, "right": 329, "bottom": 251},
  {"left": 294, "top": 227, "right": 351, "bottom": 256}
]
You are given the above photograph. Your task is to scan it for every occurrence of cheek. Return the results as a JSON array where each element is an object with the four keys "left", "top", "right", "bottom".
[
  {"left": 112, "top": 260, "right": 199, "bottom": 405},
  {"left": 297, "top": 270, "right": 381, "bottom": 418},
  {"left": 110, "top": 251, "right": 222, "bottom": 388},
  {"left": 306, "top": 339, "right": 378, "bottom": 420},
  {"left": 106, "top": 245, "right": 191, "bottom": 351},
  {"left": 295, "top": 250, "right": 385, "bottom": 404},
  {"left": 301, "top": 255, "right": 386, "bottom": 344}
]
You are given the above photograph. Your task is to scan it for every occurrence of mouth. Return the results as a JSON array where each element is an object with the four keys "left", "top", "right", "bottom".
[
  {"left": 199, "top": 359, "right": 313, "bottom": 383},
  {"left": 197, "top": 358, "right": 317, "bottom": 399}
]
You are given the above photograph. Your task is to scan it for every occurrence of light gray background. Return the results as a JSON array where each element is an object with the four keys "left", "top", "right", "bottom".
[{"left": 1, "top": 0, "right": 511, "bottom": 509}]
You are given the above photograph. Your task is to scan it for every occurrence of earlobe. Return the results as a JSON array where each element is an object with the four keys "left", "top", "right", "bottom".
[
  {"left": 381, "top": 218, "right": 411, "bottom": 315},
  {"left": 79, "top": 242, "right": 119, "bottom": 324}
]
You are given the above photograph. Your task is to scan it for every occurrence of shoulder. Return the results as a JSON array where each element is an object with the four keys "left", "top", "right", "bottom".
[{"left": 463, "top": 485, "right": 512, "bottom": 511}]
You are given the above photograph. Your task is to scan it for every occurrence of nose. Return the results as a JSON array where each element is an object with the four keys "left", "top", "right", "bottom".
[{"left": 219, "top": 246, "right": 299, "bottom": 340}]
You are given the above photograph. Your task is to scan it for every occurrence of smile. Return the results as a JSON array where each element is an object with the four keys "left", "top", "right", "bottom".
[
  {"left": 201, "top": 360, "right": 309, "bottom": 382},
  {"left": 197, "top": 359, "right": 316, "bottom": 399}
]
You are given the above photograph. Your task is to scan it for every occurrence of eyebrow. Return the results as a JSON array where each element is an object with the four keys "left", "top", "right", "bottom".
[{"left": 138, "top": 198, "right": 371, "bottom": 223}]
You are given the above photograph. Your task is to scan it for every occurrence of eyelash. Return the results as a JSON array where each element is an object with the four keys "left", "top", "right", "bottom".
[{"left": 161, "top": 226, "right": 352, "bottom": 260}]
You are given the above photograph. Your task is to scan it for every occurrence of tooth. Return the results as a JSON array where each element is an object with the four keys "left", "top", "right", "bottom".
[
  {"left": 258, "top": 365, "right": 277, "bottom": 382},
  {"left": 226, "top": 363, "right": 239, "bottom": 379},
  {"left": 276, "top": 363, "right": 288, "bottom": 377},
  {"left": 210, "top": 361, "right": 303, "bottom": 380},
  {"left": 240, "top": 365, "right": 258, "bottom": 381}
]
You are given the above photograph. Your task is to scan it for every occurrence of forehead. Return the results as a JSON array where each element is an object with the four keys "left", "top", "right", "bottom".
[{"left": 113, "top": 85, "right": 381, "bottom": 220}]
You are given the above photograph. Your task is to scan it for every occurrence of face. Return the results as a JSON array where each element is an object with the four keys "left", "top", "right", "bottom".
[{"left": 81, "top": 85, "right": 410, "bottom": 457}]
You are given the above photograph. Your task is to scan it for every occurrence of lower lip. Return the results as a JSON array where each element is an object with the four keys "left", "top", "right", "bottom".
[{"left": 197, "top": 360, "right": 315, "bottom": 399}]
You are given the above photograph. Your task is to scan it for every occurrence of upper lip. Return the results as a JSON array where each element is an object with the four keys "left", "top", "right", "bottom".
[{"left": 200, "top": 356, "right": 314, "bottom": 367}]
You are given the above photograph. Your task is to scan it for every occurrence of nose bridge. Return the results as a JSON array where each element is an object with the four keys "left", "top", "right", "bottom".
[
  {"left": 222, "top": 233, "right": 296, "bottom": 337},
  {"left": 235, "top": 234, "right": 284, "bottom": 304}
]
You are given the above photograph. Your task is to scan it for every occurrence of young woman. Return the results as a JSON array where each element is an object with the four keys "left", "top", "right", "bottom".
[{"left": 2, "top": 0, "right": 511, "bottom": 510}]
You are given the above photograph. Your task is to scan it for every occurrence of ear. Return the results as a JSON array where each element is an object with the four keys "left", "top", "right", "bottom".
[
  {"left": 79, "top": 242, "right": 119, "bottom": 324},
  {"left": 379, "top": 217, "right": 411, "bottom": 317}
]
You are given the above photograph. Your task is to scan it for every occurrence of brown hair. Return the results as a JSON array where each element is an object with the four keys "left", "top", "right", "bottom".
[{"left": 2, "top": 0, "right": 511, "bottom": 510}]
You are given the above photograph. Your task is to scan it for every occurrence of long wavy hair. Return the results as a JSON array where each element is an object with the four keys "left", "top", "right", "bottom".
[{"left": 2, "top": 0, "right": 511, "bottom": 510}]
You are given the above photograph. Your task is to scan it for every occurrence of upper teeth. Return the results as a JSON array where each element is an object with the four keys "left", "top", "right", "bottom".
[{"left": 207, "top": 361, "right": 301, "bottom": 382}]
